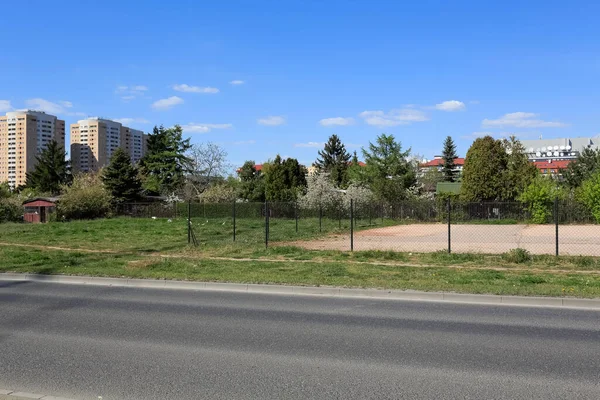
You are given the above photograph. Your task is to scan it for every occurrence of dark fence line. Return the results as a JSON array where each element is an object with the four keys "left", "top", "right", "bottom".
[{"left": 114, "top": 198, "right": 600, "bottom": 256}]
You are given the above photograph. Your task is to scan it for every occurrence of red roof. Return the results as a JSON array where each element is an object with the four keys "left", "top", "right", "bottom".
[
  {"left": 421, "top": 158, "right": 465, "bottom": 167},
  {"left": 533, "top": 160, "right": 571, "bottom": 171}
]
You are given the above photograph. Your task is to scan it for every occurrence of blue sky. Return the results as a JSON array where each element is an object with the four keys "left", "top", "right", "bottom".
[{"left": 2, "top": 0, "right": 600, "bottom": 168}]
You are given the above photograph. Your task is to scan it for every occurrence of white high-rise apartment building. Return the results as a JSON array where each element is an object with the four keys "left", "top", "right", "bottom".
[
  {"left": 70, "top": 118, "right": 148, "bottom": 172},
  {"left": 0, "top": 110, "right": 65, "bottom": 187}
]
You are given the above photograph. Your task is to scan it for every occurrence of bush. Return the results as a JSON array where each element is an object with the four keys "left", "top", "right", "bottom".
[
  {"left": 57, "top": 173, "right": 112, "bottom": 220},
  {"left": 577, "top": 171, "right": 600, "bottom": 223},
  {"left": 518, "top": 175, "right": 563, "bottom": 224},
  {"left": 502, "top": 248, "right": 531, "bottom": 264},
  {"left": 298, "top": 173, "right": 342, "bottom": 212},
  {"left": 0, "top": 198, "right": 22, "bottom": 223},
  {"left": 199, "top": 183, "right": 237, "bottom": 203}
]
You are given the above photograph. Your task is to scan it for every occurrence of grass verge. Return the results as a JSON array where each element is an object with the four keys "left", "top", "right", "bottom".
[{"left": 1, "top": 246, "right": 600, "bottom": 298}]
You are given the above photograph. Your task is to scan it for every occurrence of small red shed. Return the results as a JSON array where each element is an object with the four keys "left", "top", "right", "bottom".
[{"left": 23, "top": 197, "right": 59, "bottom": 223}]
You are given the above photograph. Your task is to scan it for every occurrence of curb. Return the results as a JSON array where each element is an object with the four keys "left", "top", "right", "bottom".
[
  {"left": 0, "top": 389, "right": 76, "bottom": 400},
  {"left": 1, "top": 273, "right": 600, "bottom": 310}
]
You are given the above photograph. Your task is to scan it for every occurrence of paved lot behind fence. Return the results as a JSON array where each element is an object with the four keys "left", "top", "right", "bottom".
[{"left": 292, "top": 224, "right": 600, "bottom": 256}]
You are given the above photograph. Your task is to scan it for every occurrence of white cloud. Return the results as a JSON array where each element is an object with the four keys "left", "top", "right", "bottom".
[
  {"left": 66, "top": 111, "right": 88, "bottom": 117},
  {"left": 233, "top": 140, "right": 256, "bottom": 145},
  {"left": 116, "top": 85, "right": 149, "bottom": 101},
  {"left": 294, "top": 142, "right": 324, "bottom": 148},
  {"left": 25, "top": 98, "right": 68, "bottom": 114},
  {"left": 151, "top": 96, "right": 184, "bottom": 110},
  {"left": 59, "top": 101, "right": 73, "bottom": 108},
  {"left": 435, "top": 100, "right": 466, "bottom": 112},
  {"left": 460, "top": 131, "right": 536, "bottom": 140},
  {"left": 482, "top": 112, "right": 567, "bottom": 128},
  {"left": 258, "top": 116, "right": 286, "bottom": 126},
  {"left": 359, "top": 109, "right": 428, "bottom": 127},
  {"left": 230, "top": 80, "right": 245, "bottom": 85},
  {"left": 113, "top": 117, "right": 151, "bottom": 125},
  {"left": 319, "top": 117, "right": 355, "bottom": 126},
  {"left": 181, "top": 123, "right": 233, "bottom": 133},
  {"left": 0, "top": 100, "right": 12, "bottom": 112},
  {"left": 172, "top": 84, "right": 219, "bottom": 94}
]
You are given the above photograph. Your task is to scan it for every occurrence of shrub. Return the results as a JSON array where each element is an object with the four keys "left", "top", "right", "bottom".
[
  {"left": 298, "top": 173, "right": 342, "bottom": 212},
  {"left": 577, "top": 171, "right": 600, "bottom": 223},
  {"left": 199, "top": 183, "right": 237, "bottom": 203},
  {"left": 0, "top": 198, "right": 22, "bottom": 223},
  {"left": 518, "top": 175, "right": 563, "bottom": 224},
  {"left": 502, "top": 248, "right": 531, "bottom": 264},
  {"left": 57, "top": 173, "right": 112, "bottom": 220}
]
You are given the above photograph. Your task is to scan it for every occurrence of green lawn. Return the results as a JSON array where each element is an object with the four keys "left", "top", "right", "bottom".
[{"left": 1, "top": 217, "right": 600, "bottom": 298}]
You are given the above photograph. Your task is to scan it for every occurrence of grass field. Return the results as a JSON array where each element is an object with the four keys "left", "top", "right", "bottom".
[{"left": 1, "top": 217, "right": 600, "bottom": 298}]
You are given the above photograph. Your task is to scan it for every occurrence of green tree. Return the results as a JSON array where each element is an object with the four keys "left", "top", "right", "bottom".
[
  {"left": 347, "top": 151, "right": 367, "bottom": 183},
  {"left": 26, "top": 140, "right": 71, "bottom": 195},
  {"left": 314, "top": 134, "right": 351, "bottom": 187},
  {"left": 519, "top": 174, "right": 563, "bottom": 224},
  {"left": 420, "top": 167, "right": 443, "bottom": 193},
  {"left": 441, "top": 136, "right": 458, "bottom": 182},
  {"left": 0, "top": 181, "right": 11, "bottom": 199},
  {"left": 102, "top": 148, "right": 142, "bottom": 204},
  {"left": 238, "top": 161, "right": 266, "bottom": 202},
  {"left": 577, "top": 171, "right": 600, "bottom": 223},
  {"left": 263, "top": 155, "right": 307, "bottom": 201},
  {"left": 563, "top": 147, "right": 600, "bottom": 189},
  {"left": 139, "top": 125, "right": 192, "bottom": 195},
  {"left": 361, "top": 134, "right": 416, "bottom": 202},
  {"left": 503, "top": 136, "right": 538, "bottom": 200},
  {"left": 57, "top": 173, "right": 112, "bottom": 220},
  {"left": 461, "top": 136, "right": 508, "bottom": 202}
]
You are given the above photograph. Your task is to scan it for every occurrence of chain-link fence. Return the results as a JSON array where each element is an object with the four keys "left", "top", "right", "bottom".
[{"left": 115, "top": 198, "right": 600, "bottom": 256}]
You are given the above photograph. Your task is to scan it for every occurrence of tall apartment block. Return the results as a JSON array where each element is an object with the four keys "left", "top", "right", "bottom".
[
  {"left": 0, "top": 110, "right": 65, "bottom": 187},
  {"left": 70, "top": 118, "right": 148, "bottom": 172}
]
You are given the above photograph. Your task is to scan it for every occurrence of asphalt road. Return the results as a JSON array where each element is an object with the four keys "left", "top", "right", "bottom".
[{"left": 0, "top": 280, "right": 599, "bottom": 400}]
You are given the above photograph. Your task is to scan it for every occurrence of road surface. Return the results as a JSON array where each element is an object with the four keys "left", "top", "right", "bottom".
[{"left": 0, "top": 279, "right": 599, "bottom": 399}]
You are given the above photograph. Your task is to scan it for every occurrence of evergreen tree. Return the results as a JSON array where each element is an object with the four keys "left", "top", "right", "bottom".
[
  {"left": 238, "top": 160, "right": 265, "bottom": 202},
  {"left": 502, "top": 136, "right": 538, "bottom": 200},
  {"left": 139, "top": 125, "right": 192, "bottom": 195},
  {"left": 314, "top": 134, "right": 351, "bottom": 187},
  {"left": 361, "top": 134, "right": 416, "bottom": 202},
  {"left": 461, "top": 136, "right": 508, "bottom": 201},
  {"left": 26, "top": 140, "right": 71, "bottom": 195},
  {"left": 441, "top": 136, "right": 458, "bottom": 182},
  {"left": 102, "top": 148, "right": 142, "bottom": 204},
  {"left": 563, "top": 147, "right": 600, "bottom": 189},
  {"left": 264, "top": 155, "right": 308, "bottom": 201}
]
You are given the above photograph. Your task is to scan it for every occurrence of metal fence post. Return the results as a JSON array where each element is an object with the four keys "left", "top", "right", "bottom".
[
  {"left": 554, "top": 197, "right": 559, "bottom": 256},
  {"left": 447, "top": 197, "right": 451, "bottom": 254},
  {"left": 295, "top": 202, "right": 298, "bottom": 233},
  {"left": 265, "top": 201, "right": 269, "bottom": 249},
  {"left": 233, "top": 200, "right": 236, "bottom": 242},
  {"left": 319, "top": 204, "right": 322, "bottom": 233},
  {"left": 350, "top": 198, "right": 354, "bottom": 252},
  {"left": 187, "top": 200, "right": 191, "bottom": 244}
]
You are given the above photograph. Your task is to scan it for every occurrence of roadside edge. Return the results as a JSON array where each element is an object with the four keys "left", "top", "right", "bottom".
[{"left": 1, "top": 273, "right": 599, "bottom": 310}]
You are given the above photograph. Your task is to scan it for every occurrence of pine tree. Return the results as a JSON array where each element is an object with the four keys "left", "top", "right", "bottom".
[
  {"left": 361, "top": 134, "right": 415, "bottom": 202},
  {"left": 314, "top": 134, "right": 351, "bottom": 187},
  {"left": 102, "top": 148, "right": 142, "bottom": 204},
  {"left": 26, "top": 140, "right": 71, "bottom": 195},
  {"left": 139, "top": 125, "right": 192, "bottom": 195},
  {"left": 441, "top": 136, "right": 458, "bottom": 182}
]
